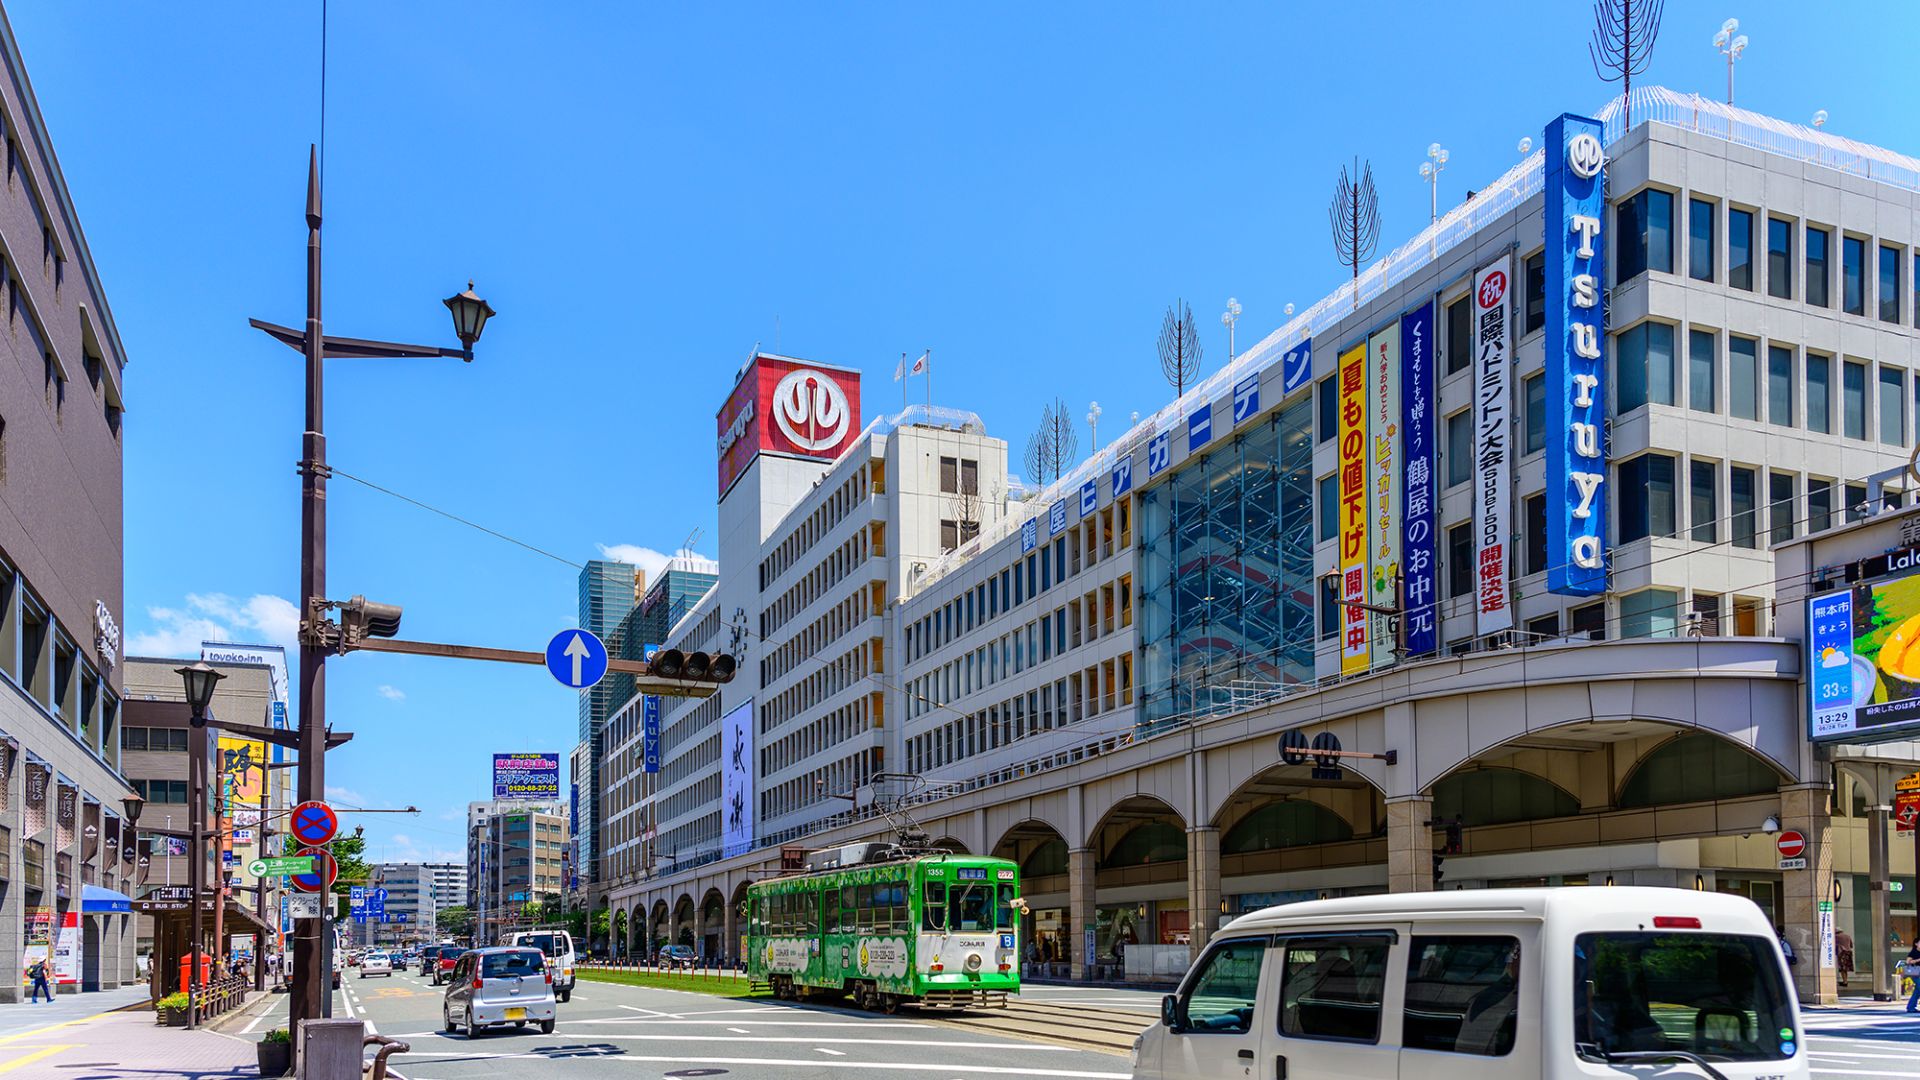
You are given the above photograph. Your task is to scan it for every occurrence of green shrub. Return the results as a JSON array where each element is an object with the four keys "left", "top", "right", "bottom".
[
  {"left": 262, "top": 1028, "right": 291, "bottom": 1044},
  {"left": 156, "top": 991, "right": 190, "bottom": 1010}
]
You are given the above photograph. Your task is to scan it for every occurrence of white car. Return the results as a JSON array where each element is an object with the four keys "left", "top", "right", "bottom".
[{"left": 359, "top": 951, "right": 394, "bottom": 978}]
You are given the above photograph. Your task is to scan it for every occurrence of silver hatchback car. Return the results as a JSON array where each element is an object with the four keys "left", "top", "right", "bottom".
[{"left": 441, "top": 947, "right": 557, "bottom": 1037}]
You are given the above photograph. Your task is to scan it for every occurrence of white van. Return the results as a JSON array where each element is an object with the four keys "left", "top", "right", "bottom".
[
  {"left": 502, "top": 930, "right": 577, "bottom": 1002},
  {"left": 1132, "top": 887, "right": 1806, "bottom": 1080}
]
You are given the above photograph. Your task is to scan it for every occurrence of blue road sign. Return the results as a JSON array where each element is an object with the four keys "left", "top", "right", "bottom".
[{"left": 545, "top": 629, "right": 609, "bottom": 690}]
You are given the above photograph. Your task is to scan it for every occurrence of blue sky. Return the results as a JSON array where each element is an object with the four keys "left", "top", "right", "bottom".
[{"left": 8, "top": 1, "right": 1910, "bottom": 866}]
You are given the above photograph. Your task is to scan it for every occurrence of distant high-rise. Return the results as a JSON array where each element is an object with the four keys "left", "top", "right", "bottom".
[{"left": 571, "top": 559, "right": 644, "bottom": 906}]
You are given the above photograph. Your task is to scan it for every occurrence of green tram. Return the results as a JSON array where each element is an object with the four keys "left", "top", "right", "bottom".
[{"left": 745, "top": 844, "right": 1022, "bottom": 1011}]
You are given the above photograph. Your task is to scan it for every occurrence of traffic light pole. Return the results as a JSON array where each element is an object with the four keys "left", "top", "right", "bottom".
[
  {"left": 291, "top": 145, "right": 329, "bottom": 1038},
  {"left": 343, "top": 637, "right": 723, "bottom": 698}
]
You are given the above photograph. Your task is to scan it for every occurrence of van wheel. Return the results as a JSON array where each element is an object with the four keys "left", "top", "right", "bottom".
[
  {"left": 558, "top": 988, "right": 571, "bottom": 1003},
  {"left": 539, "top": 1019, "right": 555, "bottom": 1035}
]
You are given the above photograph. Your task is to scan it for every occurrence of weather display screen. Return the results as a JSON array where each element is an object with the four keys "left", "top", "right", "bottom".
[{"left": 1809, "top": 567, "right": 1920, "bottom": 741}]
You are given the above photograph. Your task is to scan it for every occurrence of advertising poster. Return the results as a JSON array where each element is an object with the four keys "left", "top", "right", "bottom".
[
  {"left": 1336, "top": 342, "right": 1371, "bottom": 674},
  {"left": 1366, "top": 324, "right": 1401, "bottom": 666},
  {"left": 1808, "top": 568, "right": 1920, "bottom": 742},
  {"left": 219, "top": 736, "right": 266, "bottom": 889},
  {"left": 1472, "top": 255, "right": 1514, "bottom": 634},
  {"left": 493, "top": 753, "right": 561, "bottom": 801},
  {"left": 52, "top": 910, "right": 79, "bottom": 985},
  {"left": 1400, "top": 301, "right": 1438, "bottom": 656},
  {"left": 21, "top": 907, "right": 49, "bottom": 986},
  {"left": 720, "top": 700, "right": 756, "bottom": 857},
  {"left": 1544, "top": 113, "right": 1610, "bottom": 596}
]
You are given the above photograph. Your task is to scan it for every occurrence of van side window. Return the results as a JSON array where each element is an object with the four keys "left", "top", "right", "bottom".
[
  {"left": 1278, "top": 935, "right": 1390, "bottom": 1043},
  {"left": 1179, "top": 937, "right": 1266, "bottom": 1034},
  {"left": 1404, "top": 936, "right": 1520, "bottom": 1057}
]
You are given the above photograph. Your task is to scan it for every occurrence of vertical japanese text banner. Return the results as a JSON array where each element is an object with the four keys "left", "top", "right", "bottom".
[
  {"left": 1337, "top": 343, "right": 1372, "bottom": 674},
  {"left": 1473, "top": 255, "right": 1515, "bottom": 634},
  {"left": 1367, "top": 324, "right": 1401, "bottom": 666},
  {"left": 1400, "top": 301, "right": 1438, "bottom": 656}
]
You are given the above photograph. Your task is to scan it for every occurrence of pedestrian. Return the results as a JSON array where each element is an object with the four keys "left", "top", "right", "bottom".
[
  {"left": 1903, "top": 937, "right": 1920, "bottom": 1013},
  {"left": 1837, "top": 929, "right": 1854, "bottom": 987},
  {"left": 26, "top": 959, "right": 51, "bottom": 1003}
]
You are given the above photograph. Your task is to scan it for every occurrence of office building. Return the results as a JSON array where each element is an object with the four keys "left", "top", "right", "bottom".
[
  {"left": 466, "top": 799, "right": 566, "bottom": 943},
  {"left": 0, "top": 7, "right": 137, "bottom": 998},
  {"left": 363, "top": 861, "right": 465, "bottom": 947},
  {"left": 570, "top": 559, "right": 644, "bottom": 911}
]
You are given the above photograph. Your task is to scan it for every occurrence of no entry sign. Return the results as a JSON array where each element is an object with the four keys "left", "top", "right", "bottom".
[
  {"left": 289, "top": 801, "right": 339, "bottom": 847},
  {"left": 1776, "top": 831, "right": 1806, "bottom": 860}
]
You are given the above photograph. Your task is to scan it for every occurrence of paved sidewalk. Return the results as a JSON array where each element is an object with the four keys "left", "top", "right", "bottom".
[
  {"left": 0, "top": 986, "right": 150, "bottom": 1040},
  {"left": 0, "top": 1007, "right": 259, "bottom": 1079}
]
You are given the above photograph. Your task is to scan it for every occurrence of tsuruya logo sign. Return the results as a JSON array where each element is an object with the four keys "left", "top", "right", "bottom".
[{"left": 771, "top": 369, "right": 851, "bottom": 452}]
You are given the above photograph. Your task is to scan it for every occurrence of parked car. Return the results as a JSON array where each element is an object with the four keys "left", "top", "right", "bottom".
[
  {"left": 332, "top": 952, "right": 342, "bottom": 990},
  {"left": 430, "top": 945, "right": 465, "bottom": 986},
  {"left": 359, "top": 951, "right": 394, "bottom": 978},
  {"left": 442, "top": 947, "right": 556, "bottom": 1038},
  {"left": 658, "top": 945, "right": 696, "bottom": 970},
  {"left": 502, "top": 930, "right": 577, "bottom": 1003}
]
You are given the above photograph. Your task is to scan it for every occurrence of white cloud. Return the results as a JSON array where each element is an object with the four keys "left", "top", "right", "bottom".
[
  {"left": 376, "top": 685, "right": 406, "bottom": 701},
  {"left": 127, "top": 592, "right": 301, "bottom": 660},
  {"left": 325, "top": 785, "right": 367, "bottom": 807},
  {"left": 379, "top": 832, "right": 462, "bottom": 864}
]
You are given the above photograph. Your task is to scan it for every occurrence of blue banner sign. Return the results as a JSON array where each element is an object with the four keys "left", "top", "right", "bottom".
[
  {"left": 642, "top": 694, "right": 661, "bottom": 773},
  {"left": 1079, "top": 479, "right": 1098, "bottom": 516},
  {"left": 1049, "top": 500, "right": 1068, "bottom": 536},
  {"left": 1020, "top": 518, "right": 1039, "bottom": 553},
  {"left": 1111, "top": 457, "right": 1133, "bottom": 498},
  {"left": 1146, "top": 431, "right": 1170, "bottom": 477},
  {"left": 1400, "top": 301, "right": 1438, "bottom": 656},
  {"left": 1187, "top": 405, "right": 1212, "bottom": 452},
  {"left": 1232, "top": 374, "right": 1260, "bottom": 425},
  {"left": 1281, "top": 340, "right": 1312, "bottom": 395},
  {"left": 1545, "top": 112, "right": 1609, "bottom": 595}
]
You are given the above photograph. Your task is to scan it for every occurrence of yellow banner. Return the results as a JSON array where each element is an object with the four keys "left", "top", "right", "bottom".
[
  {"left": 1338, "top": 343, "right": 1371, "bottom": 675},
  {"left": 218, "top": 737, "right": 267, "bottom": 886}
]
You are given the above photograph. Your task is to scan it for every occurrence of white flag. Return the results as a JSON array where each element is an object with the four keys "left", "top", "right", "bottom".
[
  {"left": 894, "top": 353, "right": 906, "bottom": 381},
  {"left": 909, "top": 349, "right": 930, "bottom": 376}
]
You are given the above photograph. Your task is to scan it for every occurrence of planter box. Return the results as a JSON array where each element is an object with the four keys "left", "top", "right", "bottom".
[
  {"left": 159, "top": 1008, "right": 187, "bottom": 1027},
  {"left": 256, "top": 1039, "right": 292, "bottom": 1076}
]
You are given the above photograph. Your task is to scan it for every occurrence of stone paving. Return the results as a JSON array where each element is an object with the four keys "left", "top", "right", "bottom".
[{"left": 0, "top": 1005, "right": 259, "bottom": 1079}]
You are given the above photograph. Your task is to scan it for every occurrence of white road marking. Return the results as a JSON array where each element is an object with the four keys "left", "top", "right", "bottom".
[
  {"left": 563, "top": 1018, "right": 929, "bottom": 1028},
  {"left": 728, "top": 1027, "right": 751, "bottom": 1034},
  {"left": 534, "top": 1034, "right": 1079, "bottom": 1049},
  {"left": 1811, "top": 1052, "right": 1920, "bottom": 1060},
  {"left": 816, "top": 1047, "right": 847, "bottom": 1056},
  {"left": 393, "top": 1052, "right": 1130, "bottom": 1076},
  {"left": 617, "top": 1004, "right": 678, "bottom": 1018},
  {"left": 1811, "top": 1071, "right": 1920, "bottom": 1077}
]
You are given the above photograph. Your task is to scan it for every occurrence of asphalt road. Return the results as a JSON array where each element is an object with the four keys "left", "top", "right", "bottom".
[{"left": 289, "top": 967, "right": 1137, "bottom": 1080}]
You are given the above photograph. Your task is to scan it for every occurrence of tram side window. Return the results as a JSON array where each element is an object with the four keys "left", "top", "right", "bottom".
[
  {"left": 824, "top": 892, "right": 837, "bottom": 933},
  {"left": 856, "top": 885, "right": 875, "bottom": 934},
  {"left": 883, "top": 881, "right": 908, "bottom": 933},
  {"left": 997, "top": 885, "right": 1016, "bottom": 931},
  {"left": 840, "top": 886, "right": 856, "bottom": 934},
  {"left": 923, "top": 881, "right": 947, "bottom": 931}
]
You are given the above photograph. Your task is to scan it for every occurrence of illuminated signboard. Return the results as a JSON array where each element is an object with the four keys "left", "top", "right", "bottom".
[
  {"left": 1809, "top": 553, "right": 1920, "bottom": 742},
  {"left": 715, "top": 355, "right": 863, "bottom": 498}
]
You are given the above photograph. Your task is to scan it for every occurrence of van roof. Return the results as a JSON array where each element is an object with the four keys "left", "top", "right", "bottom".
[{"left": 1220, "top": 886, "right": 1773, "bottom": 935}]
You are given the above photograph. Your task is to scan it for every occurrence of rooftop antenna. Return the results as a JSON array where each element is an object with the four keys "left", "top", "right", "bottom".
[
  {"left": 679, "top": 527, "right": 702, "bottom": 560},
  {"left": 1329, "top": 158, "right": 1381, "bottom": 309},
  {"left": 1588, "top": 0, "right": 1665, "bottom": 131}
]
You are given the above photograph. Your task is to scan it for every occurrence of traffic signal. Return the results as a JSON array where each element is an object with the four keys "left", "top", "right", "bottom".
[
  {"left": 341, "top": 595, "right": 403, "bottom": 642},
  {"left": 1432, "top": 852, "right": 1445, "bottom": 887},
  {"left": 648, "top": 649, "right": 737, "bottom": 684}
]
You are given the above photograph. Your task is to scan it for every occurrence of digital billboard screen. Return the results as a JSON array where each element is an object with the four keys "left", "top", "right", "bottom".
[
  {"left": 1809, "top": 565, "right": 1920, "bottom": 742},
  {"left": 493, "top": 752, "right": 561, "bottom": 801}
]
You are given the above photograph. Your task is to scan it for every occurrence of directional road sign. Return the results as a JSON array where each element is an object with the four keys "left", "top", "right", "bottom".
[
  {"left": 290, "top": 847, "right": 338, "bottom": 893},
  {"left": 248, "top": 855, "right": 316, "bottom": 878},
  {"left": 546, "top": 628, "right": 609, "bottom": 690},
  {"left": 289, "top": 801, "right": 339, "bottom": 847}
]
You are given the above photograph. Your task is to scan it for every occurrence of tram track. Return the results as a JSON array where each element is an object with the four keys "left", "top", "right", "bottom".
[{"left": 923, "top": 998, "right": 1153, "bottom": 1055}]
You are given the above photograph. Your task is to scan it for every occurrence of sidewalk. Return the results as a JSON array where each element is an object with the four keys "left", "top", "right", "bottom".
[
  {"left": 0, "top": 986, "right": 150, "bottom": 1040},
  {"left": 0, "top": 1006, "right": 258, "bottom": 1079}
]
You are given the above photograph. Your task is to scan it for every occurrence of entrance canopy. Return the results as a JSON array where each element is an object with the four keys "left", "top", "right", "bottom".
[{"left": 80, "top": 884, "right": 132, "bottom": 915}]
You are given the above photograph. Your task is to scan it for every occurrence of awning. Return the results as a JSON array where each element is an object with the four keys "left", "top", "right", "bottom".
[{"left": 81, "top": 884, "right": 133, "bottom": 914}]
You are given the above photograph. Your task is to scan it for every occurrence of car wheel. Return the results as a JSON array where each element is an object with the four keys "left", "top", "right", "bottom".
[
  {"left": 464, "top": 1010, "right": 480, "bottom": 1040},
  {"left": 443, "top": 1007, "right": 455, "bottom": 1034},
  {"left": 539, "top": 1019, "right": 555, "bottom": 1035}
]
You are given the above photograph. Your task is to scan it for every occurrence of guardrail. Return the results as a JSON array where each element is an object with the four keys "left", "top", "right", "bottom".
[{"left": 188, "top": 973, "right": 251, "bottom": 1026}]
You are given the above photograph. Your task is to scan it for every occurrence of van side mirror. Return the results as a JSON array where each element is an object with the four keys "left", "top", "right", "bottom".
[{"left": 1161, "top": 993, "right": 1187, "bottom": 1032}]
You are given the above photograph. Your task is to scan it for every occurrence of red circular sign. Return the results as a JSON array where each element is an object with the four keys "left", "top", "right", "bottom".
[
  {"left": 291, "top": 847, "right": 338, "bottom": 893},
  {"left": 1776, "top": 831, "right": 1806, "bottom": 859},
  {"left": 1477, "top": 270, "right": 1508, "bottom": 308},
  {"left": 289, "top": 801, "right": 338, "bottom": 847}
]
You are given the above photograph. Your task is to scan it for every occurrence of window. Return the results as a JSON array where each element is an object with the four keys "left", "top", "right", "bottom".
[
  {"left": 1404, "top": 937, "right": 1520, "bottom": 1057},
  {"left": 1688, "top": 329, "right": 1716, "bottom": 413},
  {"left": 1175, "top": 938, "right": 1267, "bottom": 1034},
  {"left": 1319, "top": 576, "right": 1338, "bottom": 639},
  {"left": 1766, "top": 345, "right": 1793, "bottom": 427},
  {"left": 1447, "top": 523, "right": 1473, "bottom": 599},
  {"left": 1727, "top": 208, "right": 1753, "bottom": 290},
  {"left": 1690, "top": 460, "right": 1718, "bottom": 543},
  {"left": 1805, "top": 226, "right": 1831, "bottom": 307},
  {"left": 1769, "top": 471, "right": 1797, "bottom": 546},
  {"left": 1617, "top": 454, "right": 1675, "bottom": 542},
  {"left": 1620, "top": 588, "right": 1679, "bottom": 638},
  {"left": 1573, "top": 932, "right": 1796, "bottom": 1065},
  {"left": 1317, "top": 375, "right": 1336, "bottom": 443},
  {"left": 1445, "top": 411, "right": 1471, "bottom": 488},
  {"left": 1728, "top": 337, "right": 1758, "bottom": 420},
  {"left": 1915, "top": 250, "right": 1920, "bottom": 328},
  {"left": 1843, "top": 235, "right": 1866, "bottom": 315},
  {"left": 1806, "top": 352, "right": 1831, "bottom": 433},
  {"left": 1882, "top": 244, "right": 1904, "bottom": 323},
  {"left": 1446, "top": 295, "right": 1472, "bottom": 375},
  {"left": 1524, "top": 251, "right": 1546, "bottom": 333},
  {"left": 1766, "top": 217, "right": 1793, "bottom": 299},
  {"left": 1730, "top": 466, "right": 1757, "bottom": 549},
  {"left": 1571, "top": 601, "right": 1605, "bottom": 641},
  {"left": 1808, "top": 478, "right": 1833, "bottom": 534},
  {"left": 1524, "top": 493, "right": 1546, "bottom": 575},
  {"left": 1881, "top": 366, "right": 1907, "bottom": 446},
  {"left": 1843, "top": 359, "right": 1867, "bottom": 440},
  {"left": 1687, "top": 198, "right": 1715, "bottom": 281},
  {"left": 1616, "top": 189, "right": 1673, "bottom": 280},
  {"left": 1279, "top": 935, "right": 1389, "bottom": 1043},
  {"left": 1615, "top": 321, "right": 1675, "bottom": 411},
  {"left": 1847, "top": 483, "right": 1869, "bottom": 524},
  {"left": 1523, "top": 372, "right": 1545, "bottom": 454},
  {"left": 1317, "top": 474, "right": 1337, "bottom": 542}
]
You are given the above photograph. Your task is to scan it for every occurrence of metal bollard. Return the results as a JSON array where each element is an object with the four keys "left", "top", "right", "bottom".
[
  {"left": 297, "top": 1018, "right": 365, "bottom": 1080},
  {"left": 364, "top": 1035, "right": 411, "bottom": 1080}
]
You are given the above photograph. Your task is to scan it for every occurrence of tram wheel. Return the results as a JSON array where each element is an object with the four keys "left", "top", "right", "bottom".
[{"left": 878, "top": 992, "right": 900, "bottom": 1015}]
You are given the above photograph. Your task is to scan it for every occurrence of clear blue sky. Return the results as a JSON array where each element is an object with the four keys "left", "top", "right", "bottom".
[{"left": 8, "top": 1, "right": 1909, "bottom": 866}]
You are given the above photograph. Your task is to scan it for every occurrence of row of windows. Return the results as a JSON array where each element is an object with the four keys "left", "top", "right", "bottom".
[
  {"left": 760, "top": 462, "right": 879, "bottom": 591},
  {"left": 907, "top": 575, "right": 1133, "bottom": 723},
  {"left": 764, "top": 639, "right": 872, "bottom": 735},
  {"left": 761, "top": 587, "right": 872, "bottom": 693},
  {"left": 760, "top": 527, "right": 873, "bottom": 641},
  {"left": 762, "top": 747, "right": 875, "bottom": 822},
  {"left": 0, "top": 555, "right": 120, "bottom": 769},
  {"left": 906, "top": 654, "right": 1134, "bottom": 777},
  {"left": 129, "top": 778, "right": 188, "bottom": 804},
  {"left": 763, "top": 690, "right": 874, "bottom": 778},
  {"left": 121, "top": 726, "right": 188, "bottom": 753}
]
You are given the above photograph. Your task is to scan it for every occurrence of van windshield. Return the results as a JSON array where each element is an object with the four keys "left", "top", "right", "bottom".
[{"left": 1573, "top": 932, "right": 1797, "bottom": 1064}]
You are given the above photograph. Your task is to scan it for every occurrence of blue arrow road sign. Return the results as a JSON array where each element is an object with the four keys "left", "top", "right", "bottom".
[{"left": 545, "top": 629, "right": 608, "bottom": 690}]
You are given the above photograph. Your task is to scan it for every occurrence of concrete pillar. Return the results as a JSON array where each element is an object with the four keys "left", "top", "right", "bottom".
[
  {"left": 1780, "top": 784, "right": 1837, "bottom": 1006},
  {"left": 1386, "top": 796, "right": 1434, "bottom": 894},
  {"left": 0, "top": 743, "right": 23, "bottom": 1004},
  {"left": 1067, "top": 847, "right": 1095, "bottom": 981},
  {"left": 1868, "top": 803, "right": 1893, "bottom": 1001},
  {"left": 1186, "top": 827, "right": 1220, "bottom": 957}
]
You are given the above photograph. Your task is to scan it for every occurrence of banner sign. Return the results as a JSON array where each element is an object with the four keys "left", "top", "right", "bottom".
[
  {"left": 1472, "top": 255, "right": 1515, "bottom": 634},
  {"left": 1188, "top": 405, "right": 1212, "bottom": 453},
  {"left": 1110, "top": 457, "right": 1133, "bottom": 498},
  {"left": 1545, "top": 113, "right": 1609, "bottom": 596},
  {"left": 1281, "top": 340, "right": 1312, "bottom": 396},
  {"left": 720, "top": 699, "right": 756, "bottom": 857},
  {"left": 1080, "top": 479, "right": 1098, "bottom": 516},
  {"left": 1232, "top": 373, "right": 1260, "bottom": 425},
  {"left": 1807, "top": 576, "right": 1920, "bottom": 743},
  {"left": 492, "top": 753, "right": 561, "bottom": 801},
  {"left": 1049, "top": 500, "right": 1068, "bottom": 536},
  {"left": 1367, "top": 324, "right": 1401, "bottom": 666},
  {"left": 52, "top": 911, "right": 78, "bottom": 985},
  {"left": 1020, "top": 518, "right": 1039, "bottom": 553},
  {"left": 642, "top": 695, "right": 661, "bottom": 773},
  {"left": 1336, "top": 342, "right": 1371, "bottom": 674},
  {"left": 1401, "top": 301, "right": 1439, "bottom": 656},
  {"left": 1146, "top": 432, "right": 1170, "bottom": 478}
]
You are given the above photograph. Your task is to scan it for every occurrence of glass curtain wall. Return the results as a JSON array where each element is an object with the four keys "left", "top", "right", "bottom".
[{"left": 1139, "top": 399, "right": 1313, "bottom": 724}]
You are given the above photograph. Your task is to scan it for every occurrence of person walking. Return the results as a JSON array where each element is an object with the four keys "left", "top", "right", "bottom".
[
  {"left": 26, "top": 958, "right": 51, "bottom": 1003},
  {"left": 1903, "top": 937, "right": 1920, "bottom": 1013}
]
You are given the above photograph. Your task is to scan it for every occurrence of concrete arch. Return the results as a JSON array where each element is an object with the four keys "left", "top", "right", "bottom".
[
  {"left": 649, "top": 899, "right": 670, "bottom": 953},
  {"left": 610, "top": 908, "right": 628, "bottom": 959},
  {"left": 1087, "top": 793, "right": 1187, "bottom": 854},
  {"left": 698, "top": 887, "right": 727, "bottom": 962},
  {"left": 932, "top": 836, "right": 969, "bottom": 854},
  {"left": 1207, "top": 760, "right": 1386, "bottom": 838},
  {"left": 729, "top": 879, "right": 752, "bottom": 963}
]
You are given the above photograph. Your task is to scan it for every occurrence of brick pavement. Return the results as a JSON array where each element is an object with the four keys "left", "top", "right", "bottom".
[{"left": 0, "top": 1007, "right": 259, "bottom": 1079}]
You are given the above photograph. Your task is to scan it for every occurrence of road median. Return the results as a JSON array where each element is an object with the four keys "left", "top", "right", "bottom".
[{"left": 576, "top": 966, "right": 765, "bottom": 998}]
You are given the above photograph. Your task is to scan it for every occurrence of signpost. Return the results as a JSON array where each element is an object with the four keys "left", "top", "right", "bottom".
[
  {"left": 248, "top": 855, "right": 317, "bottom": 878},
  {"left": 1896, "top": 792, "right": 1920, "bottom": 832},
  {"left": 290, "top": 848, "right": 338, "bottom": 893},
  {"left": 1777, "top": 830, "right": 1807, "bottom": 870},
  {"left": 288, "top": 801, "right": 339, "bottom": 848},
  {"left": 545, "top": 629, "right": 608, "bottom": 690}
]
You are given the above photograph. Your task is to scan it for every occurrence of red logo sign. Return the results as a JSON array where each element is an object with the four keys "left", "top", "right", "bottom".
[
  {"left": 716, "top": 355, "right": 862, "bottom": 497},
  {"left": 1477, "top": 270, "right": 1508, "bottom": 308},
  {"left": 1775, "top": 831, "right": 1806, "bottom": 859},
  {"left": 1895, "top": 792, "right": 1920, "bottom": 832}
]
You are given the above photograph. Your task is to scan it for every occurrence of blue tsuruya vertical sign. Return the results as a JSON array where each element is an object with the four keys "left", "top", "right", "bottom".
[
  {"left": 1400, "top": 301, "right": 1437, "bottom": 655},
  {"left": 1545, "top": 113, "right": 1608, "bottom": 595}
]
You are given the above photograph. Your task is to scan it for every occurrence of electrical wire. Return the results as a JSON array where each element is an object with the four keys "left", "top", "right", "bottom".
[{"left": 328, "top": 466, "right": 585, "bottom": 570}]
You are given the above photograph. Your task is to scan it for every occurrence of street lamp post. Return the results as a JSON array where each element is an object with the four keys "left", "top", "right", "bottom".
[
  {"left": 1419, "top": 143, "right": 1449, "bottom": 223},
  {"left": 176, "top": 661, "right": 223, "bottom": 1030},
  {"left": 249, "top": 147, "right": 495, "bottom": 1037},
  {"left": 1086, "top": 401, "right": 1101, "bottom": 450},
  {"left": 1714, "top": 19, "right": 1749, "bottom": 105},
  {"left": 1220, "top": 298, "right": 1242, "bottom": 364}
]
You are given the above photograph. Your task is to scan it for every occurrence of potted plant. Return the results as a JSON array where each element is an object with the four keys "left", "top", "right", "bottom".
[
  {"left": 256, "top": 1028, "right": 292, "bottom": 1076},
  {"left": 155, "top": 991, "right": 190, "bottom": 1027}
]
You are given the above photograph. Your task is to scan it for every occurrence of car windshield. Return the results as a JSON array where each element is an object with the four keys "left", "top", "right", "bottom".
[
  {"left": 1574, "top": 932, "right": 1797, "bottom": 1064},
  {"left": 481, "top": 951, "right": 545, "bottom": 979}
]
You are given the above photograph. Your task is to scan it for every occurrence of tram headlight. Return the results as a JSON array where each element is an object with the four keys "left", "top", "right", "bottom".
[{"left": 964, "top": 952, "right": 983, "bottom": 972}]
